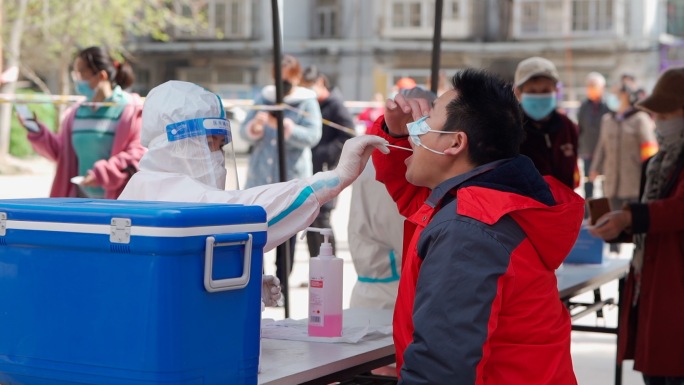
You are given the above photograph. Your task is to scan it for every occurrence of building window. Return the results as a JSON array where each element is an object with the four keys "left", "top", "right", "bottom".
[
  {"left": 174, "top": 0, "right": 251, "bottom": 39},
  {"left": 514, "top": 0, "right": 616, "bottom": 38},
  {"left": 131, "top": 68, "right": 151, "bottom": 95},
  {"left": 385, "top": 0, "right": 469, "bottom": 39},
  {"left": 314, "top": 0, "right": 339, "bottom": 38},
  {"left": 668, "top": 0, "right": 684, "bottom": 37},
  {"left": 390, "top": 0, "right": 463, "bottom": 27},
  {"left": 516, "top": 0, "right": 564, "bottom": 35},
  {"left": 409, "top": 2, "right": 421, "bottom": 27},
  {"left": 391, "top": 1, "right": 429, "bottom": 28},
  {"left": 392, "top": 2, "right": 414, "bottom": 28},
  {"left": 216, "top": 2, "right": 227, "bottom": 34},
  {"left": 217, "top": 0, "right": 251, "bottom": 38},
  {"left": 521, "top": 2, "right": 541, "bottom": 33},
  {"left": 624, "top": 0, "right": 631, "bottom": 36},
  {"left": 571, "top": 0, "right": 613, "bottom": 32},
  {"left": 449, "top": 0, "right": 461, "bottom": 19}
]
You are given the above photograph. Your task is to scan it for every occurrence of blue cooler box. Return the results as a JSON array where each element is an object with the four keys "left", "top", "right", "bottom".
[
  {"left": 565, "top": 226, "right": 605, "bottom": 264},
  {"left": 0, "top": 198, "right": 267, "bottom": 385}
]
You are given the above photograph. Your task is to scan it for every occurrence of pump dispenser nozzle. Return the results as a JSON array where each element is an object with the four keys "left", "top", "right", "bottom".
[{"left": 301, "top": 227, "right": 334, "bottom": 258}]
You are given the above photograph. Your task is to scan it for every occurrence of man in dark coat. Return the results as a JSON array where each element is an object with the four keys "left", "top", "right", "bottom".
[
  {"left": 577, "top": 72, "right": 612, "bottom": 199},
  {"left": 302, "top": 66, "right": 355, "bottom": 257}
]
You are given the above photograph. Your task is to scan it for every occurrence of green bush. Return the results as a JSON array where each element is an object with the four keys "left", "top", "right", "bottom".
[{"left": 10, "top": 89, "right": 58, "bottom": 158}]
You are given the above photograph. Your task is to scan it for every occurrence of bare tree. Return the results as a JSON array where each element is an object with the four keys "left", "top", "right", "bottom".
[
  {"left": 0, "top": 0, "right": 203, "bottom": 169},
  {"left": 0, "top": 0, "right": 28, "bottom": 169},
  {"left": 0, "top": 0, "right": 3, "bottom": 82}
]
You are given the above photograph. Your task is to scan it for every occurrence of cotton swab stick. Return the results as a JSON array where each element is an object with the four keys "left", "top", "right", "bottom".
[{"left": 385, "top": 144, "right": 413, "bottom": 152}]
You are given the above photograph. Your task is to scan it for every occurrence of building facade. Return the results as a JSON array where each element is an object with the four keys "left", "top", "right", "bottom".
[{"left": 129, "top": 0, "right": 678, "bottom": 102}]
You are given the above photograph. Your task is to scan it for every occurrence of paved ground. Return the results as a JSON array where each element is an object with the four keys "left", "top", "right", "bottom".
[{"left": 0, "top": 156, "right": 645, "bottom": 385}]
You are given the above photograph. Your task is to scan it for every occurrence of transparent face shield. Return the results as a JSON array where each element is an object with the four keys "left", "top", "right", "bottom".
[
  {"left": 165, "top": 117, "right": 239, "bottom": 190},
  {"left": 222, "top": 130, "right": 240, "bottom": 191}
]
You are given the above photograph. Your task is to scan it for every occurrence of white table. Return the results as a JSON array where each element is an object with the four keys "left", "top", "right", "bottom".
[
  {"left": 258, "top": 260, "right": 631, "bottom": 385},
  {"left": 557, "top": 258, "right": 631, "bottom": 385},
  {"left": 258, "top": 308, "right": 395, "bottom": 385},
  {"left": 557, "top": 258, "right": 631, "bottom": 301}
]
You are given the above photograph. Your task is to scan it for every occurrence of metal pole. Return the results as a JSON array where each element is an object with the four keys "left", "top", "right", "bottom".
[
  {"left": 430, "top": 0, "right": 444, "bottom": 94},
  {"left": 270, "top": 0, "right": 291, "bottom": 318}
]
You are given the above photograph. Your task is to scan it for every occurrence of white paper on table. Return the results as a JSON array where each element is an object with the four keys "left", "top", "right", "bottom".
[{"left": 261, "top": 318, "right": 392, "bottom": 344}]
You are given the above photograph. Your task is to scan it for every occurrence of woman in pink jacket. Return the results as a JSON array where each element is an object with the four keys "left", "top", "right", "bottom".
[{"left": 26, "top": 46, "right": 145, "bottom": 199}]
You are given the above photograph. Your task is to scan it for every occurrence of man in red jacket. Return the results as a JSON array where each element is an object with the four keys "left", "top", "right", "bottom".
[{"left": 370, "top": 69, "right": 584, "bottom": 384}]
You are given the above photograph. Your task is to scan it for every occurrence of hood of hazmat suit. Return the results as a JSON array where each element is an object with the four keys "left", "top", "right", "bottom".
[{"left": 137, "top": 80, "right": 238, "bottom": 190}]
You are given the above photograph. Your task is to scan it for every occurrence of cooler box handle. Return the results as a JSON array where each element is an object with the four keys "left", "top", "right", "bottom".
[{"left": 204, "top": 233, "right": 253, "bottom": 292}]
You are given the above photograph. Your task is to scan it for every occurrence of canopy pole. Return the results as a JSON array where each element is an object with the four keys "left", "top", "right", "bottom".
[
  {"left": 430, "top": 0, "right": 444, "bottom": 94},
  {"left": 270, "top": 0, "right": 291, "bottom": 318}
]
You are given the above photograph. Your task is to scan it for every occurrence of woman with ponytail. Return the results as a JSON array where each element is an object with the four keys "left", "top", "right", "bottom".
[{"left": 25, "top": 46, "right": 145, "bottom": 199}]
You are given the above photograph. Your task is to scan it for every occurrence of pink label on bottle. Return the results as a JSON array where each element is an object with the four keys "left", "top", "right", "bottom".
[
  {"left": 308, "top": 314, "right": 342, "bottom": 337},
  {"left": 310, "top": 279, "right": 324, "bottom": 288}
]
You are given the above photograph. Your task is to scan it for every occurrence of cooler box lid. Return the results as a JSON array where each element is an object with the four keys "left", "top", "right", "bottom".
[
  {"left": 0, "top": 197, "right": 266, "bottom": 227},
  {"left": 0, "top": 198, "right": 267, "bottom": 241}
]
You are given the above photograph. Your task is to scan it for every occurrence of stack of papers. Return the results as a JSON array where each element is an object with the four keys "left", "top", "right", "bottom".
[{"left": 261, "top": 318, "right": 392, "bottom": 344}]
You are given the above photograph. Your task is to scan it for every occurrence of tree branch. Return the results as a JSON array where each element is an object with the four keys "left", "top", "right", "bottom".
[{"left": 19, "top": 63, "right": 52, "bottom": 94}]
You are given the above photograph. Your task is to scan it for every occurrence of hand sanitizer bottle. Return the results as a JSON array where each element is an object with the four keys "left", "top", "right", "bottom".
[{"left": 303, "top": 227, "right": 343, "bottom": 337}]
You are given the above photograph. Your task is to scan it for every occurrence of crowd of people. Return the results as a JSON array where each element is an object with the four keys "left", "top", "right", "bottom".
[{"left": 14, "top": 46, "right": 684, "bottom": 385}]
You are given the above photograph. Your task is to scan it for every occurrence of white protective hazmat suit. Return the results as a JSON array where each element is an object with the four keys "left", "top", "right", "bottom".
[
  {"left": 346, "top": 87, "right": 435, "bottom": 310},
  {"left": 348, "top": 161, "right": 404, "bottom": 310},
  {"left": 120, "top": 80, "right": 389, "bottom": 254}
]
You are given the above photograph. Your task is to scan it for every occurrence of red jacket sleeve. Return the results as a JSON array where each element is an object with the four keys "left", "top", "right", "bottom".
[
  {"left": 27, "top": 106, "right": 78, "bottom": 162},
  {"left": 369, "top": 116, "right": 430, "bottom": 218},
  {"left": 647, "top": 167, "right": 684, "bottom": 234}
]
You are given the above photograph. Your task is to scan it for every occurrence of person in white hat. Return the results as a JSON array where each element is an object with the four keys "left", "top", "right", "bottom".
[
  {"left": 513, "top": 57, "right": 579, "bottom": 189},
  {"left": 577, "top": 72, "right": 613, "bottom": 200},
  {"left": 590, "top": 66, "right": 684, "bottom": 384},
  {"left": 119, "top": 80, "right": 389, "bottom": 306}
]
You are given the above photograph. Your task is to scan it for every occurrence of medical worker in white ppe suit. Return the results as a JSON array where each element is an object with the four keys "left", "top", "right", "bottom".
[
  {"left": 347, "top": 87, "right": 435, "bottom": 311},
  {"left": 119, "top": 81, "right": 389, "bottom": 306}
]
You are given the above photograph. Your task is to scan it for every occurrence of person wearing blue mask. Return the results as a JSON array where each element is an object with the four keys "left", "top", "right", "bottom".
[
  {"left": 26, "top": 46, "right": 144, "bottom": 199},
  {"left": 514, "top": 57, "right": 579, "bottom": 189}
]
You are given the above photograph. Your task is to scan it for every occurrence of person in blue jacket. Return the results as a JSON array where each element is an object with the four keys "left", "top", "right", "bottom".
[{"left": 240, "top": 54, "right": 322, "bottom": 283}]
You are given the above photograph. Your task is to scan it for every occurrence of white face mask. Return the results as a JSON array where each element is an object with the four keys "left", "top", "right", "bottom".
[
  {"left": 406, "top": 116, "right": 458, "bottom": 155},
  {"left": 210, "top": 150, "right": 227, "bottom": 190}
]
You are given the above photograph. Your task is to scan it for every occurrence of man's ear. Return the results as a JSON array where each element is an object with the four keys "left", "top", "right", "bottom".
[{"left": 443, "top": 131, "right": 467, "bottom": 157}]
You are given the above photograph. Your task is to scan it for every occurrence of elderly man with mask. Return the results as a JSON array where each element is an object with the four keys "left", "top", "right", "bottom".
[
  {"left": 119, "top": 81, "right": 389, "bottom": 307},
  {"left": 577, "top": 72, "right": 612, "bottom": 199},
  {"left": 589, "top": 67, "right": 684, "bottom": 385},
  {"left": 514, "top": 57, "right": 579, "bottom": 189}
]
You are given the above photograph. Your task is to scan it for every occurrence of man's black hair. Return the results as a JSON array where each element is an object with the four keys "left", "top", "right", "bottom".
[
  {"left": 302, "top": 65, "right": 330, "bottom": 89},
  {"left": 621, "top": 73, "right": 636, "bottom": 82},
  {"left": 302, "top": 66, "right": 320, "bottom": 85},
  {"left": 443, "top": 69, "right": 524, "bottom": 166}
]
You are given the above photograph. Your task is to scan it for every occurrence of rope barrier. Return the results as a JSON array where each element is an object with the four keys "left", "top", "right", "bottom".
[
  {"left": 281, "top": 103, "right": 358, "bottom": 136},
  {"left": 2, "top": 93, "right": 373, "bottom": 136}
]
